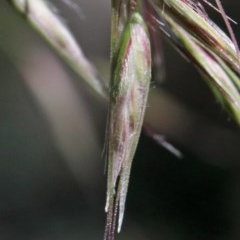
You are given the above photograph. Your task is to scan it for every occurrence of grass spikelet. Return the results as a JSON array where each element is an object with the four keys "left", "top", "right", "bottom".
[
  {"left": 9, "top": 0, "right": 108, "bottom": 99},
  {"left": 104, "top": 8, "right": 151, "bottom": 240},
  {"left": 147, "top": 0, "right": 240, "bottom": 124},
  {"left": 152, "top": 0, "right": 240, "bottom": 72},
  {"left": 167, "top": 15, "right": 240, "bottom": 122}
]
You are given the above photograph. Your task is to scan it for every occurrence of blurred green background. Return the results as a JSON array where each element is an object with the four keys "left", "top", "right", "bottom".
[{"left": 0, "top": 0, "right": 240, "bottom": 239}]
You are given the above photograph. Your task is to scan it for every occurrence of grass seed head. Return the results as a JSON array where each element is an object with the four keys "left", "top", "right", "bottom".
[{"left": 105, "top": 11, "right": 151, "bottom": 240}]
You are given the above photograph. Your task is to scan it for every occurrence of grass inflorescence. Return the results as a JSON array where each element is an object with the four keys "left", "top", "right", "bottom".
[{"left": 9, "top": 1, "right": 240, "bottom": 240}]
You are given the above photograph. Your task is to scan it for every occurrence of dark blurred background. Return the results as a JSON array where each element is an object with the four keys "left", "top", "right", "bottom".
[{"left": 0, "top": 0, "right": 240, "bottom": 239}]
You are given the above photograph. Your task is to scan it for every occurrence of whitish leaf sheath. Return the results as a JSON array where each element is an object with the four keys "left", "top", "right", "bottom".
[
  {"left": 104, "top": 12, "right": 151, "bottom": 240},
  {"left": 10, "top": 0, "right": 108, "bottom": 99}
]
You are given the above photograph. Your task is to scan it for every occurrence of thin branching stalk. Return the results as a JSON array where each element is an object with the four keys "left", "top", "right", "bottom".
[{"left": 214, "top": 0, "right": 239, "bottom": 57}]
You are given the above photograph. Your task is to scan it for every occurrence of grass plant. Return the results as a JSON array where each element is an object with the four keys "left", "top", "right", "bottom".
[{"left": 8, "top": 0, "right": 240, "bottom": 239}]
